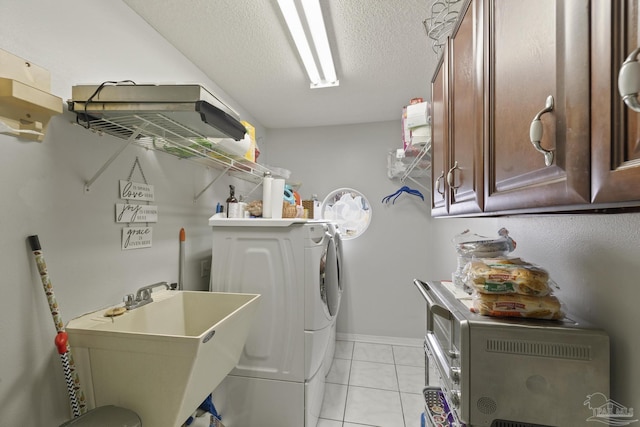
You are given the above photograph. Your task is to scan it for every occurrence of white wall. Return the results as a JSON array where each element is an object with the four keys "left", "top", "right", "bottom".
[
  {"left": 0, "top": 1, "right": 260, "bottom": 425},
  {"left": 265, "top": 123, "right": 430, "bottom": 342}
]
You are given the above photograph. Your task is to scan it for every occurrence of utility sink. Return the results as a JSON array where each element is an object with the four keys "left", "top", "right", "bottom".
[{"left": 66, "top": 291, "right": 260, "bottom": 427}]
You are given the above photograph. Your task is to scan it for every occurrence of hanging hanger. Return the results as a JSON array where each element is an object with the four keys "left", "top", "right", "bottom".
[{"left": 382, "top": 185, "right": 425, "bottom": 204}]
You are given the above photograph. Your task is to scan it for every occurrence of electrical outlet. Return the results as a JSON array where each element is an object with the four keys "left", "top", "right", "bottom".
[{"left": 200, "top": 259, "right": 211, "bottom": 278}]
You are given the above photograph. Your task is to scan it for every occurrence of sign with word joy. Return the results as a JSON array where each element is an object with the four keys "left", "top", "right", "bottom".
[
  {"left": 115, "top": 204, "right": 158, "bottom": 223},
  {"left": 122, "top": 227, "right": 153, "bottom": 250},
  {"left": 119, "top": 180, "right": 154, "bottom": 201}
]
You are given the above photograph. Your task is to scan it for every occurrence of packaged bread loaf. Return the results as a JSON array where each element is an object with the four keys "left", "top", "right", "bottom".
[
  {"left": 464, "top": 257, "right": 550, "bottom": 296},
  {"left": 471, "top": 293, "right": 564, "bottom": 320}
]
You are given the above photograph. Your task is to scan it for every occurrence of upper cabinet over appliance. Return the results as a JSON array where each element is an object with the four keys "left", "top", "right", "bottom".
[
  {"left": 431, "top": 0, "right": 640, "bottom": 217},
  {"left": 483, "top": 0, "right": 590, "bottom": 212},
  {"left": 591, "top": 0, "right": 640, "bottom": 204}
]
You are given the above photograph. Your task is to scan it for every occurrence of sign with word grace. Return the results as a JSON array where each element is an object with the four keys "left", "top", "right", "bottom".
[{"left": 121, "top": 227, "right": 153, "bottom": 250}]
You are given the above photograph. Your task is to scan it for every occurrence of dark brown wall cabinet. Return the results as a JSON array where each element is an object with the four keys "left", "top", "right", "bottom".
[{"left": 431, "top": 0, "right": 640, "bottom": 216}]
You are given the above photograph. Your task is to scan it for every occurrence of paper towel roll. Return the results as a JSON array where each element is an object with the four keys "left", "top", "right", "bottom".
[
  {"left": 207, "top": 134, "right": 251, "bottom": 157},
  {"left": 271, "top": 178, "right": 285, "bottom": 219},
  {"left": 262, "top": 174, "right": 273, "bottom": 218}
]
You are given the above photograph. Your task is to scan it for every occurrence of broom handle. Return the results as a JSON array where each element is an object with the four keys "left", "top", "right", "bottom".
[
  {"left": 28, "top": 235, "right": 87, "bottom": 416},
  {"left": 55, "top": 332, "right": 82, "bottom": 418}
]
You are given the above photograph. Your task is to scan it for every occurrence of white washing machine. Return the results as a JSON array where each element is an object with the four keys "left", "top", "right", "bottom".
[{"left": 208, "top": 218, "right": 342, "bottom": 427}]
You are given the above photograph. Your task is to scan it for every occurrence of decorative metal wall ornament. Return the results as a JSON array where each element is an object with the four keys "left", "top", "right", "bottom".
[{"left": 423, "top": 0, "right": 464, "bottom": 55}]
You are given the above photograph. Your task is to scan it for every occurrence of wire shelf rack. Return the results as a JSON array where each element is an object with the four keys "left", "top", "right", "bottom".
[
  {"left": 83, "top": 113, "right": 269, "bottom": 177},
  {"left": 75, "top": 113, "right": 276, "bottom": 199}
]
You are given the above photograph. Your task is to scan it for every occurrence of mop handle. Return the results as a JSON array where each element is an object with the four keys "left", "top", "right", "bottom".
[{"left": 28, "top": 235, "right": 87, "bottom": 415}]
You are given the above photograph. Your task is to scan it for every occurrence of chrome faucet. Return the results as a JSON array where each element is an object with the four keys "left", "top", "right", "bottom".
[{"left": 124, "top": 281, "right": 171, "bottom": 310}]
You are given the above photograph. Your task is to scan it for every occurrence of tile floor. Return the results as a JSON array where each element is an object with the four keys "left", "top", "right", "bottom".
[{"left": 318, "top": 340, "right": 425, "bottom": 427}]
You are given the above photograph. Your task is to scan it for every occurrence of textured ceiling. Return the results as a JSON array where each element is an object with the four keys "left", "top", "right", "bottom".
[{"left": 123, "top": 0, "right": 443, "bottom": 129}]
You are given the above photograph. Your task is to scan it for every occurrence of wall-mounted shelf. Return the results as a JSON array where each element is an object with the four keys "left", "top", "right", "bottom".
[
  {"left": 68, "top": 83, "right": 285, "bottom": 197},
  {"left": 74, "top": 114, "right": 280, "bottom": 200},
  {"left": 0, "top": 49, "right": 63, "bottom": 141}
]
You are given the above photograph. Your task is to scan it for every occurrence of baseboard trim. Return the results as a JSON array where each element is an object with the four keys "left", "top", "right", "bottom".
[{"left": 336, "top": 332, "right": 423, "bottom": 348}]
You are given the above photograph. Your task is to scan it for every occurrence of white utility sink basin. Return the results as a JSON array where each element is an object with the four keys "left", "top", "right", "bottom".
[{"left": 66, "top": 290, "right": 260, "bottom": 427}]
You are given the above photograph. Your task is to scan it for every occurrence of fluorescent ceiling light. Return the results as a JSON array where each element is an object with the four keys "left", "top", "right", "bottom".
[{"left": 278, "top": 0, "right": 339, "bottom": 89}]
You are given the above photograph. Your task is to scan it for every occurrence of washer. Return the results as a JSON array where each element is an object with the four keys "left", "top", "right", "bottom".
[{"left": 208, "top": 218, "right": 341, "bottom": 427}]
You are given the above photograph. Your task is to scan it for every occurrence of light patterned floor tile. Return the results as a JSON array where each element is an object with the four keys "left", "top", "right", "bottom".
[
  {"left": 320, "top": 382, "right": 348, "bottom": 421},
  {"left": 326, "top": 357, "right": 351, "bottom": 385},
  {"left": 352, "top": 342, "right": 394, "bottom": 364},
  {"left": 401, "top": 392, "right": 425, "bottom": 427},
  {"left": 344, "top": 386, "right": 405, "bottom": 427},
  {"left": 317, "top": 418, "right": 343, "bottom": 427},
  {"left": 393, "top": 345, "right": 425, "bottom": 367},
  {"left": 349, "top": 360, "right": 398, "bottom": 391},
  {"left": 396, "top": 364, "right": 425, "bottom": 394},
  {"left": 335, "top": 340, "right": 355, "bottom": 360}
]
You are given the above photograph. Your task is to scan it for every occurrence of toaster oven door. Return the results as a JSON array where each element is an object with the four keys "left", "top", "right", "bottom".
[{"left": 414, "top": 281, "right": 462, "bottom": 412}]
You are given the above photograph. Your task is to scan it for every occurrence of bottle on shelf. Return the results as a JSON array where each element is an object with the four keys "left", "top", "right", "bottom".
[
  {"left": 312, "top": 194, "right": 322, "bottom": 220},
  {"left": 226, "top": 185, "right": 239, "bottom": 218},
  {"left": 262, "top": 171, "right": 273, "bottom": 218}
]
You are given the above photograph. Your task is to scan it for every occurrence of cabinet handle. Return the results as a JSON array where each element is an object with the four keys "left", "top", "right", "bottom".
[
  {"left": 446, "top": 161, "right": 460, "bottom": 193},
  {"left": 618, "top": 47, "right": 640, "bottom": 112},
  {"left": 529, "top": 95, "right": 555, "bottom": 167},
  {"left": 435, "top": 171, "right": 445, "bottom": 196}
]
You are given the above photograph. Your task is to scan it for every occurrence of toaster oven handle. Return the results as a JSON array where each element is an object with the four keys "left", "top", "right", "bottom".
[{"left": 413, "top": 279, "right": 452, "bottom": 321}]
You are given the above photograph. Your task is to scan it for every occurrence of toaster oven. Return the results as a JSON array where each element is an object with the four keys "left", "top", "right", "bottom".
[{"left": 414, "top": 280, "right": 610, "bottom": 427}]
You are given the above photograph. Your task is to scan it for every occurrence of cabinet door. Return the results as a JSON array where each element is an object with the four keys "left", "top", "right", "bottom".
[
  {"left": 448, "top": 0, "right": 483, "bottom": 215},
  {"left": 484, "top": 0, "right": 590, "bottom": 212},
  {"left": 592, "top": 0, "right": 640, "bottom": 203},
  {"left": 431, "top": 47, "right": 449, "bottom": 216}
]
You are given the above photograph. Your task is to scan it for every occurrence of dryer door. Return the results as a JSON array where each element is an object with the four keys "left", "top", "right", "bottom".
[
  {"left": 334, "top": 228, "right": 343, "bottom": 293},
  {"left": 322, "top": 233, "right": 340, "bottom": 317}
]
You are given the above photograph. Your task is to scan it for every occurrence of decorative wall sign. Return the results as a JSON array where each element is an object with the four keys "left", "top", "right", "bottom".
[
  {"left": 118, "top": 158, "right": 155, "bottom": 250},
  {"left": 119, "top": 180, "right": 154, "bottom": 201},
  {"left": 115, "top": 204, "right": 158, "bottom": 223},
  {"left": 122, "top": 227, "right": 153, "bottom": 250}
]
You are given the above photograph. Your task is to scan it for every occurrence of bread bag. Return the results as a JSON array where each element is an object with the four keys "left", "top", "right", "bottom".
[
  {"left": 471, "top": 292, "right": 564, "bottom": 320},
  {"left": 464, "top": 257, "right": 551, "bottom": 296}
]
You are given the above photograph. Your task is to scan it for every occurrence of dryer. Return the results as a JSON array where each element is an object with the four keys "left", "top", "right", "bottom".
[
  {"left": 208, "top": 218, "right": 342, "bottom": 427},
  {"left": 323, "top": 222, "right": 342, "bottom": 372}
]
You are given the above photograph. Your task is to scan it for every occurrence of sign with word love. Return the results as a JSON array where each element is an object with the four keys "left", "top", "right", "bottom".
[
  {"left": 115, "top": 204, "right": 158, "bottom": 223},
  {"left": 119, "top": 180, "right": 154, "bottom": 201},
  {"left": 122, "top": 227, "right": 153, "bottom": 250}
]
